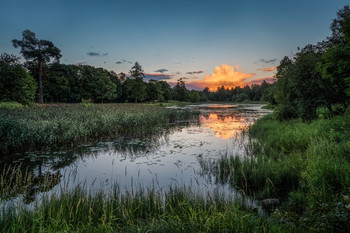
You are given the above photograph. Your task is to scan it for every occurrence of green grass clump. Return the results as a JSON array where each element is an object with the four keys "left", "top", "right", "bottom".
[{"left": 0, "top": 104, "right": 199, "bottom": 156}]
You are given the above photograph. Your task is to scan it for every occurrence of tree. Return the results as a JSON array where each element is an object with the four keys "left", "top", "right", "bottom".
[
  {"left": 189, "top": 90, "right": 200, "bottom": 102},
  {"left": 44, "top": 63, "right": 70, "bottom": 102},
  {"left": 0, "top": 53, "right": 36, "bottom": 104},
  {"left": 329, "top": 5, "right": 350, "bottom": 45},
  {"left": 158, "top": 81, "right": 173, "bottom": 102},
  {"left": 12, "top": 29, "right": 62, "bottom": 103},
  {"left": 273, "top": 47, "right": 328, "bottom": 120},
  {"left": 128, "top": 62, "right": 146, "bottom": 103},
  {"left": 173, "top": 78, "right": 188, "bottom": 101},
  {"left": 318, "top": 6, "right": 350, "bottom": 100},
  {"left": 146, "top": 80, "right": 162, "bottom": 103},
  {"left": 129, "top": 62, "right": 144, "bottom": 80}
]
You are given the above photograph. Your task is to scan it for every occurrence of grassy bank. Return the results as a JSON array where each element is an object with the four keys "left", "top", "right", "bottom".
[
  {"left": 0, "top": 181, "right": 298, "bottom": 233},
  {"left": 0, "top": 103, "right": 199, "bottom": 156},
  {"left": 206, "top": 113, "right": 350, "bottom": 232}
]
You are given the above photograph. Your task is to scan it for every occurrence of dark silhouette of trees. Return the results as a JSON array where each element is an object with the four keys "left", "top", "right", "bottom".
[
  {"left": 173, "top": 78, "right": 188, "bottom": 101},
  {"left": 128, "top": 62, "right": 146, "bottom": 103},
  {"left": 0, "top": 53, "right": 36, "bottom": 104},
  {"left": 12, "top": 30, "right": 62, "bottom": 104},
  {"left": 266, "top": 5, "right": 350, "bottom": 120}
]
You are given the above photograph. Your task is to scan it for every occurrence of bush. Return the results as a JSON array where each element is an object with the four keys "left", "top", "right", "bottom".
[{"left": 316, "top": 106, "right": 331, "bottom": 119}]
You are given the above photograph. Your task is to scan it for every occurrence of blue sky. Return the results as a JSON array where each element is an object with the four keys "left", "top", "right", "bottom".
[{"left": 1, "top": 0, "right": 349, "bottom": 90}]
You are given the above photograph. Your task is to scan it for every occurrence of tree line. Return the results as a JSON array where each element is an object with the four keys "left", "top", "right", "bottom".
[
  {"left": 1, "top": 30, "right": 273, "bottom": 104},
  {"left": 269, "top": 5, "right": 350, "bottom": 120}
]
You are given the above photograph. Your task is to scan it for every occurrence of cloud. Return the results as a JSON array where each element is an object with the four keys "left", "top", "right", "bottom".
[
  {"left": 186, "top": 70, "right": 204, "bottom": 75},
  {"left": 248, "top": 77, "right": 276, "bottom": 85},
  {"left": 259, "top": 58, "right": 277, "bottom": 64},
  {"left": 116, "top": 59, "right": 133, "bottom": 65},
  {"left": 87, "top": 52, "right": 108, "bottom": 57},
  {"left": 154, "top": 68, "right": 168, "bottom": 73},
  {"left": 186, "top": 64, "right": 255, "bottom": 91},
  {"left": 144, "top": 73, "right": 173, "bottom": 81},
  {"left": 257, "top": 67, "right": 277, "bottom": 72}
]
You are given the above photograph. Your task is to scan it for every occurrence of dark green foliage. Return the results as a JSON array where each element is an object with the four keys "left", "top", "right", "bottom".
[
  {"left": 12, "top": 29, "right": 62, "bottom": 104},
  {"left": 318, "top": 43, "right": 350, "bottom": 100},
  {"left": 42, "top": 64, "right": 120, "bottom": 103},
  {"left": 146, "top": 80, "right": 162, "bottom": 103},
  {"left": 274, "top": 48, "right": 327, "bottom": 120},
  {"left": 158, "top": 80, "right": 173, "bottom": 101},
  {"left": 173, "top": 78, "right": 189, "bottom": 101},
  {"left": 128, "top": 62, "right": 146, "bottom": 103},
  {"left": 188, "top": 90, "right": 200, "bottom": 102},
  {"left": 0, "top": 53, "right": 36, "bottom": 104},
  {"left": 268, "top": 5, "right": 350, "bottom": 120}
]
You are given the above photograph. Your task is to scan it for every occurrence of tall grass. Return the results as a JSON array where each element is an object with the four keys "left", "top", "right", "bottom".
[
  {"left": 0, "top": 171, "right": 298, "bottom": 233},
  {"left": 204, "top": 113, "right": 350, "bottom": 232},
  {"left": 0, "top": 104, "right": 199, "bottom": 156}
]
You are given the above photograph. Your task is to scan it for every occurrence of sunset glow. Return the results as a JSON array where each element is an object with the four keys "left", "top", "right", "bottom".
[
  {"left": 257, "top": 67, "right": 277, "bottom": 72},
  {"left": 201, "top": 113, "right": 248, "bottom": 140},
  {"left": 188, "top": 64, "right": 255, "bottom": 91}
]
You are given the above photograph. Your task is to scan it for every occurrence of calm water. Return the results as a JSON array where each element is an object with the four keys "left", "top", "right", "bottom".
[{"left": 2, "top": 104, "right": 272, "bottom": 206}]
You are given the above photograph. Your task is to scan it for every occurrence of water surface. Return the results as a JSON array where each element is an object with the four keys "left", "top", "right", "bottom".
[{"left": 3, "top": 104, "right": 272, "bottom": 204}]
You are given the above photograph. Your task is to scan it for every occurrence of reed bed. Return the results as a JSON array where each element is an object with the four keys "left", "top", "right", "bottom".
[
  {"left": 0, "top": 104, "right": 199, "bottom": 156},
  {"left": 0, "top": 167, "right": 297, "bottom": 233}
]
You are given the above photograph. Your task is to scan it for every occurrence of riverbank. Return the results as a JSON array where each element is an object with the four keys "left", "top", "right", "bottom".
[
  {"left": 207, "top": 113, "right": 350, "bottom": 232},
  {"left": 0, "top": 180, "right": 297, "bottom": 233}
]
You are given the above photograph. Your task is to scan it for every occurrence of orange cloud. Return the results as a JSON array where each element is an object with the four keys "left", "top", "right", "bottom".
[
  {"left": 189, "top": 64, "right": 255, "bottom": 91},
  {"left": 257, "top": 67, "right": 276, "bottom": 72}
]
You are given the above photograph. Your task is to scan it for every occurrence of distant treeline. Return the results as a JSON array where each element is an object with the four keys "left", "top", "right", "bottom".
[{"left": 0, "top": 52, "right": 273, "bottom": 105}]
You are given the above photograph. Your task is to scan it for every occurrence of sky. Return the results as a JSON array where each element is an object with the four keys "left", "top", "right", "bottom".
[{"left": 0, "top": 0, "right": 349, "bottom": 90}]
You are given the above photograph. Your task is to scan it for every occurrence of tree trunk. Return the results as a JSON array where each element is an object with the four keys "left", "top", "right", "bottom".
[{"left": 38, "top": 62, "right": 44, "bottom": 104}]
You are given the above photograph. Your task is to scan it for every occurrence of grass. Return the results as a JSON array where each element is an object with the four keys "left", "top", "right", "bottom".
[
  {"left": 0, "top": 168, "right": 299, "bottom": 233},
  {"left": 0, "top": 103, "right": 199, "bottom": 156},
  {"left": 203, "top": 113, "right": 350, "bottom": 232},
  {"left": 0, "top": 102, "right": 25, "bottom": 109}
]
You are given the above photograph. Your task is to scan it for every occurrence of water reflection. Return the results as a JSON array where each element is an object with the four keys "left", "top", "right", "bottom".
[{"left": 1, "top": 104, "right": 272, "bottom": 206}]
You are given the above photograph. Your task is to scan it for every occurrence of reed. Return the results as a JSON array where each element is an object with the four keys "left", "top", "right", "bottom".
[
  {"left": 0, "top": 104, "right": 199, "bottom": 156},
  {"left": 0, "top": 169, "right": 297, "bottom": 233}
]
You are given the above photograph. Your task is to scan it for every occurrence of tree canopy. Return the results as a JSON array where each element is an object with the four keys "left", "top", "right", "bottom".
[{"left": 12, "top": 29, "right": 62, "bottom": 103}]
